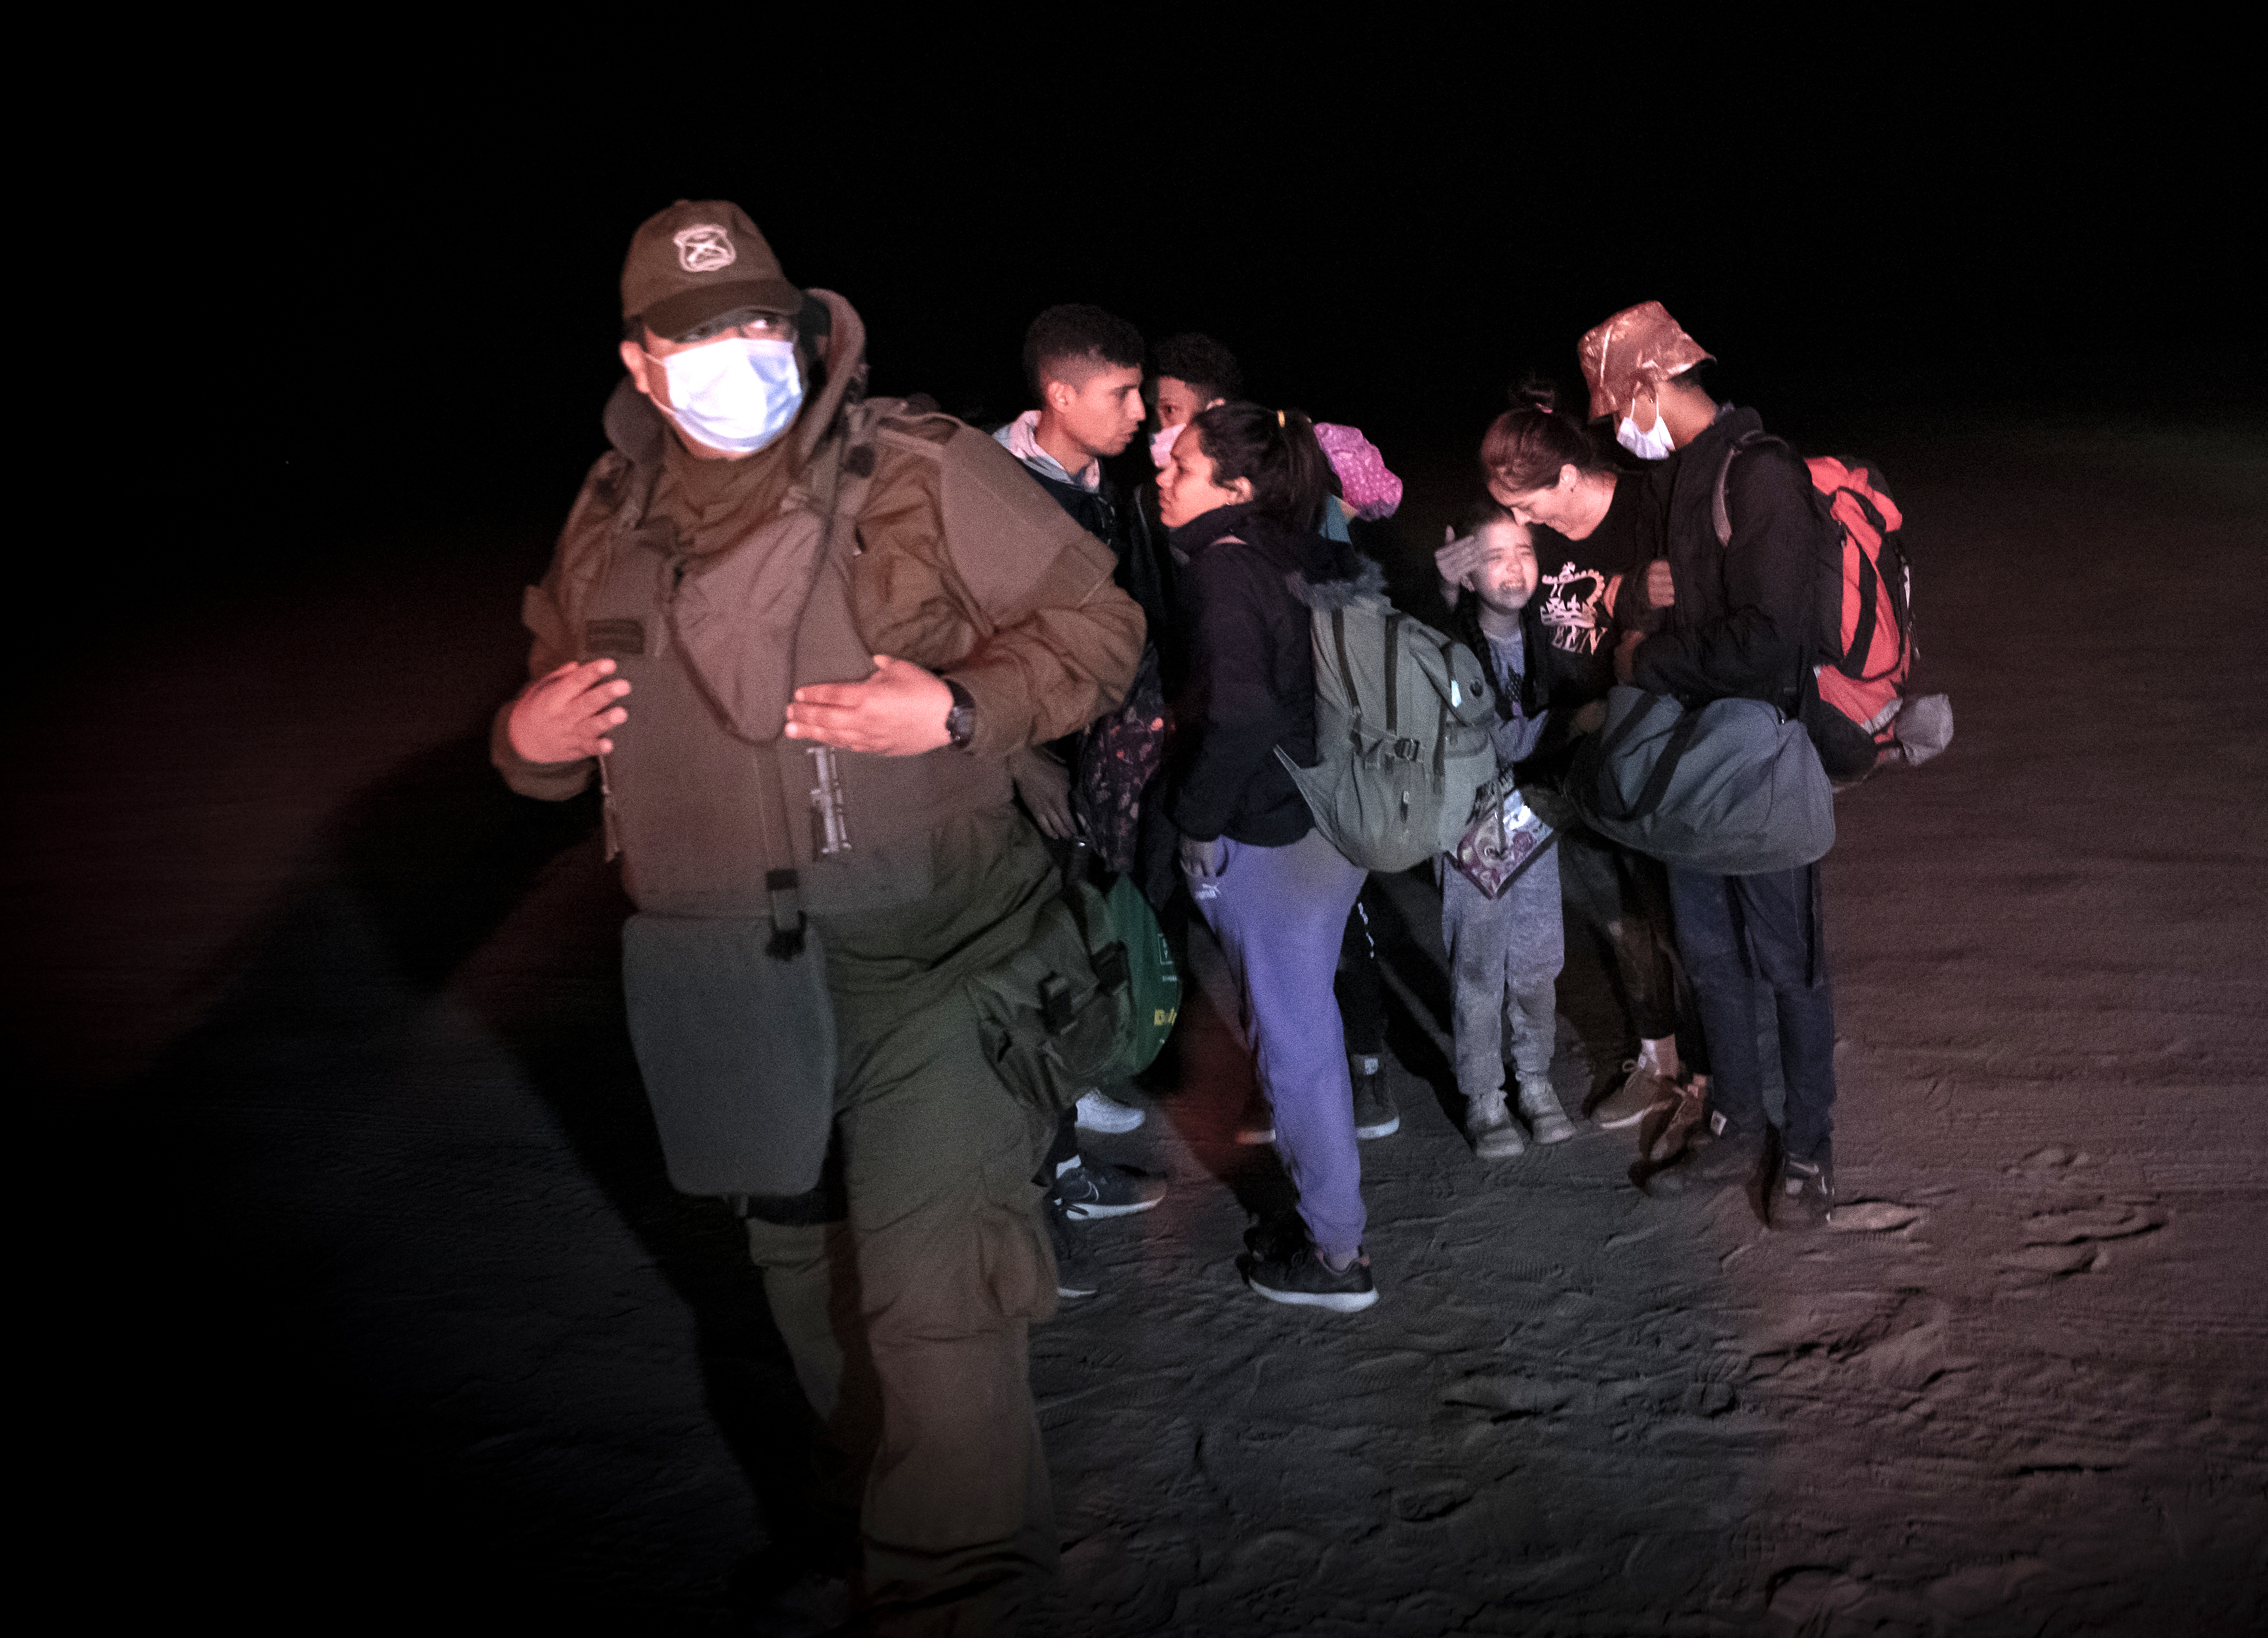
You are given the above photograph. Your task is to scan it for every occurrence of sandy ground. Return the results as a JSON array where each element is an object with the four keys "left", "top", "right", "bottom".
[{"left": 22, "top": 418, "right": 2265, "bottom": 1632}]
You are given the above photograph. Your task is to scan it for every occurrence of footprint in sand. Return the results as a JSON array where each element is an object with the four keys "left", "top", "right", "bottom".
[
  {"left": 1995, "top": 1243, "right": 2102, "bottom": 1277},
  {"left": 1440, "top": 1377, "right": 1581, "bottom": 1419},
  {"left": 2021, "top": 1203, "right": 2166, "bottom": 1246},
  {"left": 1925, "top": 1555, "right": 2050, "bottom": 1619},
  {"left": 1390, "top": 1482, "right": 1473, "bottom": 1523},
  {"left": 2003, "top": 1145, "right": 2091, "bottom": 1177},
  {"left": 1766, "top": 1567, "right": 1871, "bottom": 1626},
  {"left": 1829, "top": 1200, "right": 1923, "bottom": 1234},
  {"left": 1992, "top": 1201, "right": 2166, "bottom": 1283}
]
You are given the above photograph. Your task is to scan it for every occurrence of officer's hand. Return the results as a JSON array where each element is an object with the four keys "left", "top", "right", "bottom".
[
  {"left": 1014, "top": 754, "right": 1075, "bottom": 840},
  {"left": 1436, "top": 526, "right": 1481, "bottom": 604},
  {"left": 1178, "top": 833, "right": 1225, "bottom": 878},
  {"left": 1645, "top": 559, "right": 1675, "bottom": 609},
  {"left": 1614, "top": 630, "right": 1645, "bottom": 686},
  {"left": 784, "top": 655, "right": 954, "bottom": 756},
  {"left": 508, "top": 659, "right": 630, "bottom": 763}
]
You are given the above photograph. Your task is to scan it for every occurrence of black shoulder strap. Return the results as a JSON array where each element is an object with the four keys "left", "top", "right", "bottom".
[
  {"left": 1589, "top": 694, "right": 1702, "bottom": 824},
  {"left": 1711, "top": 430, "right": 1792, "bottom": 548}
]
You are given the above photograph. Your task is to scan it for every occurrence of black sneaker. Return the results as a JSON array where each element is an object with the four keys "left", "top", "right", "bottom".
[
  {"left": 1045, "top": 1198, "right": 1098, "bottom": 1298},
  {"left": 1773, "top": 1143, "right": 1835, "bottom": 1228},
  {"left": 1053, "top": 1156, "right": 1168, "bottom": 1220},
  {"left": 1245, "top": 1244, "right": 1379, "bottom": 1312},
  {"left": 1352, "top": 1067, "right": 1400, "bottom": 1139}
]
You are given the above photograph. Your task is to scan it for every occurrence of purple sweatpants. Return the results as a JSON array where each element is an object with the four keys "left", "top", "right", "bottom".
[{"left": 1189, "top": 827, "right": 1370, "bottom": 1260}]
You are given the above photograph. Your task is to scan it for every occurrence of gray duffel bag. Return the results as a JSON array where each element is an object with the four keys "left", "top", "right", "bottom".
[{"left": 1567, "top": 686, "right": 1834, "bottom": 875}]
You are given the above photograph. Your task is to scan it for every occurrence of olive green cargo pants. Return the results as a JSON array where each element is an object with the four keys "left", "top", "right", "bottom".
[{"left": 744, "top": 814, "right": 1061, "bottom": 1637}]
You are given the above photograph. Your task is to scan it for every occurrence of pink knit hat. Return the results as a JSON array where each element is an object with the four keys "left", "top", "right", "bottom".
[{"left": 1313, "top": 423, "right": 1403, "bottom": 520}]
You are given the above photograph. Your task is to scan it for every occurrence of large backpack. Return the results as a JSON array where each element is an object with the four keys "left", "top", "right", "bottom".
[
  {"left": 1276, "top": 589, "right": 1499, "bottom": 873},
  {"left": 1713, "top": 435, "right": 1921, "bottom": 781}
]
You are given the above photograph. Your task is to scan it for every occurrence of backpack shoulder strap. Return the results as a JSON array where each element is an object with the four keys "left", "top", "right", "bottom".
[{"left": 1710, "top": 430, "right": 1794, "bottom": 548}]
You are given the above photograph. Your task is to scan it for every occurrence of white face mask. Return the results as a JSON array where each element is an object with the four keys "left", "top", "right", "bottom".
[
  {"left": 1149, "top": 421, "right": 1186, "bottom": 470},
  {"left": 655, "top": 337, "right": 803, "bottom": 453},
  {"left": 1616, "top": 404, "right": 1675, "bottom": 461}
]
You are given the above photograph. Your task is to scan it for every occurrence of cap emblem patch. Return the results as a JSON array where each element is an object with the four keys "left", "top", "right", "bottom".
[{"left": 672, "top": 225, "right": 737, "bottom": 274}]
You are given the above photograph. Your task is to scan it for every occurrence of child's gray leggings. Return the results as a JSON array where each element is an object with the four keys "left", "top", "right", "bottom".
[{"left": 1440, "top": 848, "right": 1565, "bottom": 1104}]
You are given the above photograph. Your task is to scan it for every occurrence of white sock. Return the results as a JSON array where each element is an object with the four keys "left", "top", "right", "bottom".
[
  {"left": 1638, "top": 1035, "right": 1680, "bottom": 1079},
  {"left": 1351, "top": 1055, "right": 1380, "bottom": 1076},
  {"left": 1055, "top": 1154, "right": 1081, "bottom": 1179}
]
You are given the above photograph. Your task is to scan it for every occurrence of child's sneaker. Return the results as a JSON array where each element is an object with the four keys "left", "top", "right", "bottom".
[
  {"left": 1516, "top": 1073, "right": 1577, "bottom": 1145},
  {"left": 1245, "top": 1244, "right": 1378, "bottom": 1312},
  {"left": 1467, "top": 1090, "right": 1526, "bottom": 1160}
]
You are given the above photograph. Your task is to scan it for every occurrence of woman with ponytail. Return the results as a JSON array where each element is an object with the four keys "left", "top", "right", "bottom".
[{"left": 1156, "top": 402, "right": 1383, "bottom": 1312}]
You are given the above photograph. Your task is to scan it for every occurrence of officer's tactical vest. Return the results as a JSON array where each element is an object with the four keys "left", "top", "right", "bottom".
[{"left": 564, "top": 399, "right": 1012, "bottom": 923}]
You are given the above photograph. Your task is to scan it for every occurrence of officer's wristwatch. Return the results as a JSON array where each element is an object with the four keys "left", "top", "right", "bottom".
[{"left": 943, "top": 677, "right": 976, "bottom": 750}]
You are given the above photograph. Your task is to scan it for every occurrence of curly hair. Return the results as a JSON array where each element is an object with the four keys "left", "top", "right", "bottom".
[
  {"left": 1023, "top": 304, "right": 1145, "bottom": 400},
  {"left": 1152, "top": 332, "right": 1244, "bottom": 404}
]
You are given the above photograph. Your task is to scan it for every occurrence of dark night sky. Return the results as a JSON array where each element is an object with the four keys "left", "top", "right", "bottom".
[{"left": 165, "top": 41, "right": 2246, "bottom": 588}]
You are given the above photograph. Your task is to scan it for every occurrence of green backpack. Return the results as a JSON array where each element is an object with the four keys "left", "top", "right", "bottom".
[
  {"left": 1276, "top": 591, "right": 1500, "bottom": 874},
  {"left": 1096, "top": 869, "right": 1179, "bottom": 1081},
  {"left": 967, "top": 868, "right": 1181, "bottom": 1118}
]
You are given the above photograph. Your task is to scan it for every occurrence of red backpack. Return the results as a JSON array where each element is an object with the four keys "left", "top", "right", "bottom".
[{"left": 1713, "top": 434, "right": 1915, "bottom": 781}]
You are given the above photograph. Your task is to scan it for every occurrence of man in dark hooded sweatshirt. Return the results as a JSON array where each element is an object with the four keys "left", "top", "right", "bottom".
[
  {"left": 494, "top": 200, "right": 1143, "bottom": 1633},
  {"left": 1587, "top": 303, "right": 1840, "bottom": 1222}
]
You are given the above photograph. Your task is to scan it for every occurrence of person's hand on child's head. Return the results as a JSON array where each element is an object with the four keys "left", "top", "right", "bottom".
[{"left": 1436, "top": 526, "right": 1483, "bottom": 591}]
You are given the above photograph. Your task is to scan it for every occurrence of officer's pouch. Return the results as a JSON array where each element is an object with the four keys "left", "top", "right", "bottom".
[
  {"left": 621, "top": 911, "right": 837, "bottom": 1198},
  {"left": 966, "top": 881, "right": 1133, "bottom": 1117}
]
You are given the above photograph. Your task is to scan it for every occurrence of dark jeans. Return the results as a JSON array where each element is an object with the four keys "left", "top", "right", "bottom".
[{"left": 1666, "top": 862, "right": 1836, "bottom": 1163}]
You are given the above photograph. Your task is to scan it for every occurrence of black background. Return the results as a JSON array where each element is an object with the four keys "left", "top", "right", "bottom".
[{"left": 189, "top": 39, "right": 2246, "bottom": 574}]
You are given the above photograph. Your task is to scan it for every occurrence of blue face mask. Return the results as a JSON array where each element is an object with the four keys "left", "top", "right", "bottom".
[{"left": 656, "top": 337, "right": 804, "bottom": 453}]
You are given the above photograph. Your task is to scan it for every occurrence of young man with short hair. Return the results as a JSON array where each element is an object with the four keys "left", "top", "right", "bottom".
[
  {"left": 995, "top": 304, "right": 1171, "bottom": 1264},
  {"left": 1151, "top": 331, "right": 1244, "bottom": 431}
]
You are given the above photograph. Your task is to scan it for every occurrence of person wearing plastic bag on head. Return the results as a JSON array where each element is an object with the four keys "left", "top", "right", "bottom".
[{"left": 1500, "top": 302, "right": 1842, "bottom": 1225}]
